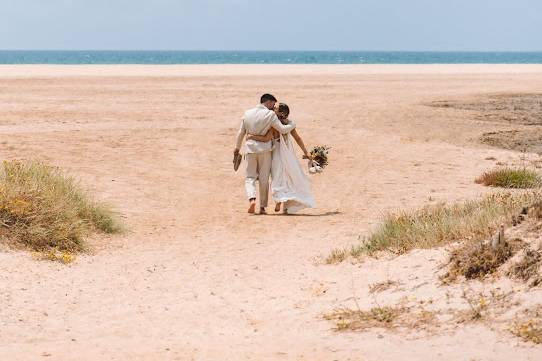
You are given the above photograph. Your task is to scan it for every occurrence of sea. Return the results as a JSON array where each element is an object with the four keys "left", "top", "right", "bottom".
[{"left": 1, "top": 51, "right": 542, "bottom": 64}]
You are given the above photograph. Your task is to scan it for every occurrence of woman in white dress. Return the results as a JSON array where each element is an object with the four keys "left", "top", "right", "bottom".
[{"left": 247, "top": 103, "right": 315, "bottom": 214}]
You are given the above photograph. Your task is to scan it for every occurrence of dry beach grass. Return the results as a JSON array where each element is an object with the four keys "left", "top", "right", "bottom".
[
  {"left": 328, "top": 192, "right": 539, "bottom": 261},
  {"left": 0, "top": 160, "right": 121, "bottom": 254},
  {"left": 475, "top": 167, "right": 541, "bottom": 188}
]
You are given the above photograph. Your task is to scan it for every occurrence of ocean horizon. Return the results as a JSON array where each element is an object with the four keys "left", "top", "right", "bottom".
[{"left": 1, "top": 50, "right": 542, "bottom": 64}]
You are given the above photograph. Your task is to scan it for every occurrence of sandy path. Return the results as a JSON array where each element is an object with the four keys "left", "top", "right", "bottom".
[{"left": 0, "top": 65, "right": 541, "bottom": 360}]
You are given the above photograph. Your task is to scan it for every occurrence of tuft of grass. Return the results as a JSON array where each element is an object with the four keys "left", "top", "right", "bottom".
[
  {"left": 454, "top": 289, "right": 516, "bottom": 324},
  {"left": 369, "top": 280, "right": 400, "bottom": 294},
  {"left": 330, "top": 192, "right": 539, "bottom": 260},
  {"left": 508, "top": 249, "right": 542, "bottom": 287},
  {"left": 325, "top": 306, "right": 401, "bottom": 331},
  {"left": 35, "top": 249, "right": 76, "bottom": 264},
  {"left": 512, "top": 320, "right": 542, "bottom": 344},
  {"left": 442, "top": 239, "right": 522, "bottom": 282},
  {"left": 475, "top": 168, "right": 541, "bottom": 189},
  {"left": 325, "top": 248, "right": 348, "bottom": 264},
  {"left": 456, "top": 290, "right": 494, "bottom": 322},
  {"left": 511, "top": 306, "right": 542, "bottom": 344},
  {"left": 0, "top": 160, "right": 122, "bottom": 254},
  {"left": 325, "top": 306, "right": 437, "bottom": 332}
]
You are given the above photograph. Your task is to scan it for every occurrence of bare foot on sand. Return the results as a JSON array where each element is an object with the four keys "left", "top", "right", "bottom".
[
  {"left": 247, "top": 200, "right": 256, "bottom": 214},
  {"left": 259, "top": 207, "right": 267, "bottom": 215}
]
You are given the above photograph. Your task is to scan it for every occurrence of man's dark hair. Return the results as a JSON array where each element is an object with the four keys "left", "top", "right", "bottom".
[
  {"left": 260, "top": 93, "right": 277, "bottom": 103},
  {"left": 278, "top": 103, "right": 290, "bottom": 115}
]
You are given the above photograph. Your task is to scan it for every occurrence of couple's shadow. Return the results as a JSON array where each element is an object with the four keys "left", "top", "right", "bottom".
[{"left": 267, "top": 211, "right": 341, "bottom": 217}]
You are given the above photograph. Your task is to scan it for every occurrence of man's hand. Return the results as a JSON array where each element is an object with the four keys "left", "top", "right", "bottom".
[{"left": 234, "top": 148, "right": 240, "bottom": 155}]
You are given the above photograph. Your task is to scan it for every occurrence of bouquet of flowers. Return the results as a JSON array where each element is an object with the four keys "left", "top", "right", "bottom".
[{"left": 305, "top": 145, "right": 330, "bottom": 174}]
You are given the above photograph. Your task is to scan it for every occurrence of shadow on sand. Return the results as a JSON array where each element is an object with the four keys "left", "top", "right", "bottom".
[{"left": 265, "top": 211, "right": 342, "bottom": 217}]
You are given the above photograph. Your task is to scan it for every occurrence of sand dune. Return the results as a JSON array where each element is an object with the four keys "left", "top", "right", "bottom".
[{"left": 0, "top": 65, "right": 541, "bottom": 360}]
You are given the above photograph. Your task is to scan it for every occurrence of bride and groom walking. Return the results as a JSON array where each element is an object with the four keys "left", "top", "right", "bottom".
[{"left": 234, "top": 94, "right": 315, "bottom": 215}]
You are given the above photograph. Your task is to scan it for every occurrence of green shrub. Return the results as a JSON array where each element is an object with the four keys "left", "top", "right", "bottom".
[{"left": 476, "top": 168, "right": 541, "bottom": 189}]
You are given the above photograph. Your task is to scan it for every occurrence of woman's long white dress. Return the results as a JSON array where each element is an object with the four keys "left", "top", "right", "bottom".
[{"left": 271, "top": 128, "right": 315, "bottom": 214}]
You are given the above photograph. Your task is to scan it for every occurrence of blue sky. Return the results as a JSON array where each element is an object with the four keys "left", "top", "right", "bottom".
[{"left": 1, "top": 0, "right": 541, "bottom": 50}]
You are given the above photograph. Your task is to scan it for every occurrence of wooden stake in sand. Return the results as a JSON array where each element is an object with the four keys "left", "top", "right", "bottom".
[{"left": 491, "top": 224, "right": 505, "bottom": 250}]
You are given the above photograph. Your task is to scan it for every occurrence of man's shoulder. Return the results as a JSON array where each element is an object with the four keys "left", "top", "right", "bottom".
[
  {"left": 245, "top": 105, "right": 273, "bottom": 119},
  {"left": 245, "top": 105, "right": 263, "bottom": 115}
]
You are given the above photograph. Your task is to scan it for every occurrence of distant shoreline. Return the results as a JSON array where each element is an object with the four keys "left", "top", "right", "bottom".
[
  {"left": 1, "top": 50, "right": 542, "bottom": 65},
  {"left": 2, "top": 64, "right": 542, "bottom": 77}
]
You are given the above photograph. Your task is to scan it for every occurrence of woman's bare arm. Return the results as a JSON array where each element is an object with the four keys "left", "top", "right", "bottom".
[
  {"left": 247, "top": 128, "right": 276, "bottom": 142},
  {"left": 290, "top": 129, "right": 311, "bottom": 158}
]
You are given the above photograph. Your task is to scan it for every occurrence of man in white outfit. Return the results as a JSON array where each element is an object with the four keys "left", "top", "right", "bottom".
[{"left": 234, "top": 94, "right": 296, "bottom": 214}]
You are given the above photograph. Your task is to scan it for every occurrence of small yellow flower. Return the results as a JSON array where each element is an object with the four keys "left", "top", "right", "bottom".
[
  {"left": 479, "top": 297, "right": 489, "bottom": 308},
  {"left": 60, "top": 251, "right": 75, "bottom": 264}
]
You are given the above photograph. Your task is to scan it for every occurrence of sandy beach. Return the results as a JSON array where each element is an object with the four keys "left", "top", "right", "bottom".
[{"left": 1, "top": 64, "right": 541, "bottom": 360}]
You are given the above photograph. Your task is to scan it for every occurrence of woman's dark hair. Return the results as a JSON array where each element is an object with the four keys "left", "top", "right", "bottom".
[
  {"left": 260, "top": 93, "right": 277, "bottom": 103},
  {"left": 278, "top": 103, "right": 290, "bottom": 115}
]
